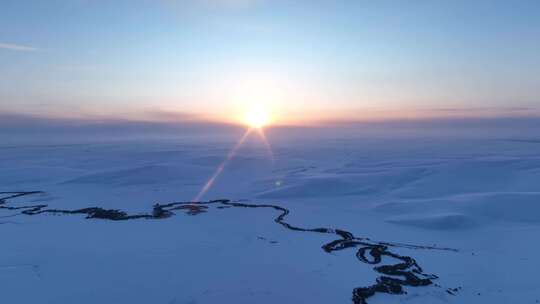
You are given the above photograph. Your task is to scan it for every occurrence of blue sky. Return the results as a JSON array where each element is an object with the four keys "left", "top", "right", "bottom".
[{"left": 1, "top": 0, "right": 539, "bottom": 124}]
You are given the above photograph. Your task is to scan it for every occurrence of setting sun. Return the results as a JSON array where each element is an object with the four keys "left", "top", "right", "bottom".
[{"left": 244, "top": 105, "right": 270, "bottom": 128}]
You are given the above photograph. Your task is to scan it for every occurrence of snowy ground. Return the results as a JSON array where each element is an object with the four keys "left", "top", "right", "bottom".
[{"left": 2, "top": 125, "right": 540, "bottom": 303}]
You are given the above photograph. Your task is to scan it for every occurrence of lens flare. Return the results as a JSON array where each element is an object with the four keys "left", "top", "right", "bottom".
[
  {"left": 255, "top": 127, "right": 274, "bottom": 163},
  {"left": 194, "top": 104, "right": 275, "bottom": 201},
  {"left": 193, "top": 128, "right": 253, "bottom": 201}
]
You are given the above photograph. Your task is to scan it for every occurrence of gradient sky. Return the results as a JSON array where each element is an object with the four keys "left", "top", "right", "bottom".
[{"left": 1, "top": 0, "right": 539, "bottom": 125}]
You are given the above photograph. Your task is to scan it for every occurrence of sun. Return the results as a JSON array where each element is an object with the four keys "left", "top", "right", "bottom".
[{"left": 244, "top": 105, "right": 270, "bottom": 128}]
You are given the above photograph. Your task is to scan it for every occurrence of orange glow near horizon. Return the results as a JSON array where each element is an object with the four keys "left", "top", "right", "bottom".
[{"left": 19, "top": 102, "right": 539, "bottom": 129}]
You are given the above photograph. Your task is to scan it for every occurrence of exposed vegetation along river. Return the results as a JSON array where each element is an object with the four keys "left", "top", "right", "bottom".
[{"left": 1, "top": 191, "right": 458, "bottom": 304}]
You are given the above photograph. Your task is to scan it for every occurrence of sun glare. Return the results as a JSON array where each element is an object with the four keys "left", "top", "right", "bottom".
[{"left": 244, "top": 105, "right": 270, "bottom": 128}]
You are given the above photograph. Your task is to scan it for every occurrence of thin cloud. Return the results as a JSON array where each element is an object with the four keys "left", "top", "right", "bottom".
[
  {"left": 0, "top": 42, "right": 37, "bottom": 52},
  {"left": 209, "top": 0, "right": 262, "bottom": 7}
]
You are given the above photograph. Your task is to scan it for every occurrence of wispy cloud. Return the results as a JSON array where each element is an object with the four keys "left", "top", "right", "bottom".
[
  {"left": 207, "top": 0, "right": 262, "bottom": 7},
  {"left": 0, "top": 42, "right": 37, "bottom": 52}
]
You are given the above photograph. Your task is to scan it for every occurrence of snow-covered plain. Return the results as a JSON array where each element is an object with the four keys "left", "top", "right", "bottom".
[{"left": 2, "top": 121, "right": 540, "bottom": 303}]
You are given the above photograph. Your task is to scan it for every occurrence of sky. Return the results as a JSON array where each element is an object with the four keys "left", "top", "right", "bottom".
[{"left": 1, "top": 0, "right": 539, "bottom": 125}]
